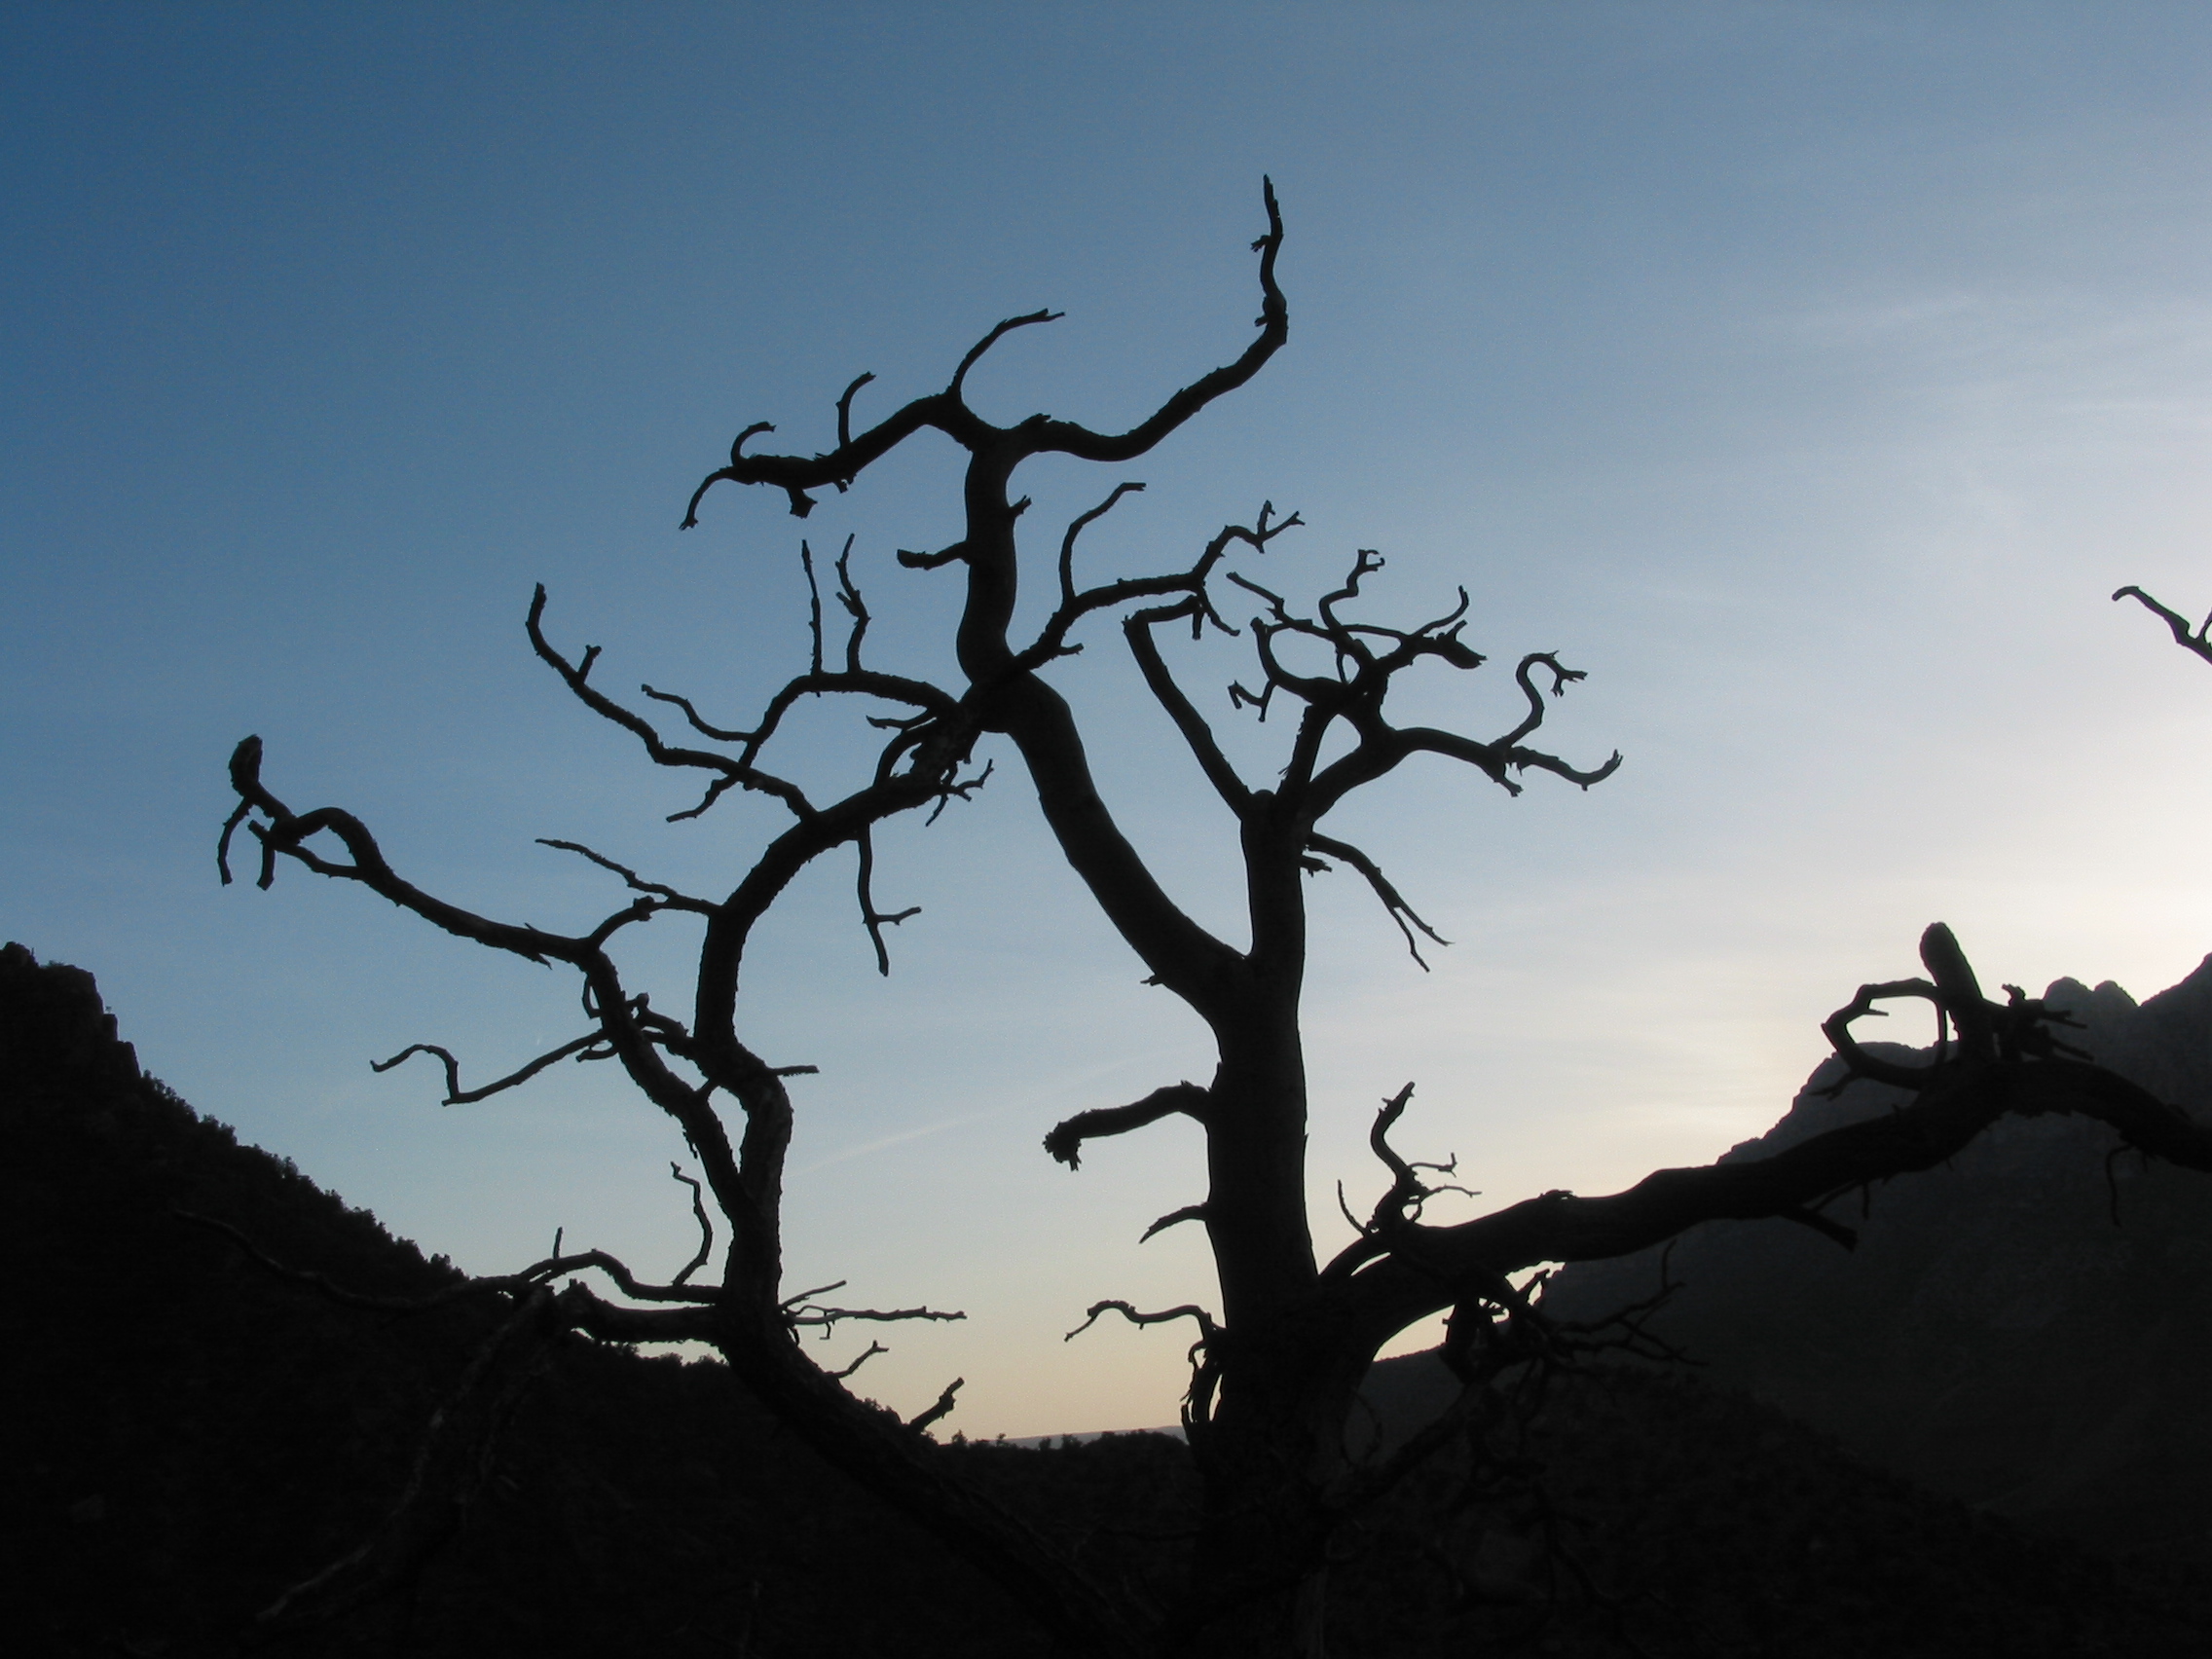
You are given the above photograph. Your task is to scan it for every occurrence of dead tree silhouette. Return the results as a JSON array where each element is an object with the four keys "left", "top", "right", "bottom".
[{"left": 220, "top": 183, "right": 2212, "bottom": 1657}]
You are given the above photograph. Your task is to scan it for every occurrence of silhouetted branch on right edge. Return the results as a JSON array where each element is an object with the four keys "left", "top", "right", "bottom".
[
  {"left": 2115, "top": 583, "right": 2212, "bottom": 667},
  {"left": 1331, "top": 924, "right": 2212, "bottom": 1357}
]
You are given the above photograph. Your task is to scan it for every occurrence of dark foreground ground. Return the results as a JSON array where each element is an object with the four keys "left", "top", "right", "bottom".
[{"left": 10, "top": 940, "right": 2212, "bottom": 1657}]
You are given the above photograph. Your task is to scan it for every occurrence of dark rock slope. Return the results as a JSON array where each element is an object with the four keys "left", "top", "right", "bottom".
[
  {"left": 1539, "top": 956, "right": 2212, "bottom": 1560},
  {"left": 0, "top": 941, "right": 1066, "bottom": 1658}
]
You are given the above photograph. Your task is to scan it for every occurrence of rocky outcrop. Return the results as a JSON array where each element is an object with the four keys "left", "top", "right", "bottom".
[{"left": 0, "top": 938, "right": 145, "bottom": 1109}]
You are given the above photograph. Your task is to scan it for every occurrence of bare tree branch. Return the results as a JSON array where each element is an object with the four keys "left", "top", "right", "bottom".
[
  {"left": 1337, "top": 924, "right": 2212, "bottom": 1349},
  {"left": 1140, "top": 1204, "right": 1208, "bottom": 1244},
  {"left": 679, "top": 178, "right": 1285, "bottom": 533},
  {"left": 1306, "top": 832, "right": 1449, "bottom": 970},
  {"left": 1064, "top": 1300, "right": 1219, "bottom": 1345},
  {"left": 830, "top": 1341, "right": 889, "bottom": 1382},
  {"left": 2115, "top": 583, "right": 2212, "bottom": 666},
  {"left": 526, "top": 587, "right": 780, "bottom": 807},
  {"left": 908, "top": 1377, "right": 967, "bottom": 1434},
  {"left": 1027, "top": 178, "right": 1287, "bottom": 464},
  {"left": 669, "top": 1161, "right": 715, "bottom": 1286},
  {"left": 855, "top": 827, "right": 922, "bottom": 976},
  {"left": 371, "top": 1034, "right": 608, "bottom": 1106},
  {"left": 1046, "top": 1083, "right": 1210, "bottom": 1169},
  {"left": 172, "top": 1209, "right": 725, "bottom": 1311},
  {"left": 1059, "top": 481, "right": 1148, "bottom": 608},
  {"left": 787, "top": 1296, "right": 968, "bottom": 1334},
  {"left": 537, "top": 838, "right": 716, "bottom": 914}
]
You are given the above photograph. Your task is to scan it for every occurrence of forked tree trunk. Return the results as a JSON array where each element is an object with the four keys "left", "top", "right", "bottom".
[{"left": 215, "top": 183, "right": 2212, "bottom": 1659}]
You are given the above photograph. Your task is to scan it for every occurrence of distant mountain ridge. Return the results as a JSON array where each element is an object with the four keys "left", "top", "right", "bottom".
[
  {"left": 17, "top": 939, "right": 2212, "bottom": 1654},
  {"left": 1535, "top": 954, "right": 2212, "bottom": 1559}
]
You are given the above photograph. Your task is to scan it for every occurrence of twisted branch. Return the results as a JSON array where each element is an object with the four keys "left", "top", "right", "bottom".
[
  {"left": 908, "top": 1377, "right": 966, "bottom": 1434},
  {"left": 669, "top": 1161, "right": 715, "bottom": 1286},
  {"left": 1064, "top": 1299, "right": 1218, "bottom": 1345},
  {"left": 1046, "top": 1083, "right": 1210, "bottom": 1169},
  {"left": 1306, "top": 832, "right": 1449, "bottom": 970},
  {"left": 370, "top": 1035, "right": 608, "bottom": 1106},
  {"left": 2115, "top": 583, "right": 2212, "bottom": 667}
]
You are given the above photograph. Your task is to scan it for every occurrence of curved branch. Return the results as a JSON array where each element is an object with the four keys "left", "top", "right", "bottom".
[
  {"left": 1313, "top": 722, "right": 1621, "bottom": 812},
  {"left": 682, "top": 388, "right": 965, "bottom": 526},
  {"left": 1819, "top": 977, "right": 1948, "bottom": 1088},
  {"left": 636, "top": 683, "right": 752, "bottom": 742},
  {"left": 829, "top": 1341, "right": 888, "bottom": 1382},
  {"left": 220, "top": 735, "right": 587, "bottom": 967},
  {"left": 992, "top": 677, "right": 1247, "bottom": 1017},
  {"left": 908, "top": 1377, "right": 966, "bottom": 1434},
  {"left": 834, "top": 372, "right": 875, "bottom": 461},
  {"left": 644, "top": 669, "right": 961, "bottom": 776},
  {"left": 669, "top": 1161, "right": 715, "bottom": 1287},
  {"left": 526, "top": 588, "right": 793, "bottom": 814},
  {"left": 1499, "top": 652, "right": 1584, "bottom": 748},
  {"left": 1059, "top": 481, "right": 1148, "bottom": 607},
  {"left": 1140, "top": 1203, "right": 1208, "bottom": 1244},
  {"left": 537, "top": 838, "right": 715, "bottom": 914},
  {"left": 1306, "top": 832, "right": 1449, "bottom": 970},
  {"left": 1338, "top": 938, "right": 2212, "bottom": 1346},
  {"left": 952, "top": 310, "right": 1063, "bottom": 401},
  {"left": 371, "top": 1034, "right": 606, "bottom": 1105},
  {"left": 1045, "top": 1082, "right": 1210, "bottom": 1169},
  {"left": 855, "top": 827, "right": 921, "bottom": 976},
  {"left": 1064, "top": 1299, "right": 1219, "bottom": 1344},
  {"left": 1322, "top": 1085, "right": 1478, "bottom": 1280},
  {"left": 1029, "top": 178, "right": 1287, "bottom": 464},
  {"left": 1124, "top": 608, "right": 1254, "bottom": 813},
  {"left": 2115, "top": 583, "right": 2212, "bottom": 667},
  {"left": 1314, "top": 548, "right": 1387, "bottom": 672}
]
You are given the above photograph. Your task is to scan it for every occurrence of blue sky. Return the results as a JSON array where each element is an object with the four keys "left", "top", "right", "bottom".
[{"left": 6, "top": 3, "right": 2212, "bottom": 1435}]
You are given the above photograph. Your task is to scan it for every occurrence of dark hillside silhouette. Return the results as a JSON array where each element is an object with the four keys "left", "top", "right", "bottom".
[
  {"left": 1539, "top": 958, "right": 2212, "bottom": 1560},
  {"left": 13, "top": 942, "right": 2212, "bottom": 1654},
  {"left": 0, "top": 941, "right": 1075, "bottom": 1657}
]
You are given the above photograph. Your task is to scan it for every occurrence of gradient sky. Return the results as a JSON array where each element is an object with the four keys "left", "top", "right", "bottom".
[{"left": 7, "top": 3, "right": 2212, "bottom": 1436}]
